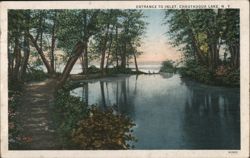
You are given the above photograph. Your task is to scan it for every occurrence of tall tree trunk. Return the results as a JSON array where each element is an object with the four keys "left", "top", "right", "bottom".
[
  {"left": 100, "top": 24, "right": 110, "bottom": 75},
  {"left": 82, "top": 13, "right": 88, "bottom": 75},
  {"left": 80, "top": 54, "right": 85, "bottom": 73},
  {"left": 50, "top": 18, "right": 56, "bottom": 73},
  {"left": 235, "top": 44, "right": 240, "bottom": 69},
  {"left": 20, "top": 34, "right": 30, "bottom": 80},
  {"left": 105, "top": 30, "right": 113, "bottom": 70},
  {"left": 230, "top": 44, "right": 240, "bottom": 69},
  {"left": 57, "top": 41, "right": 85, "bottom": 88},
  {"left": 83, "top": 41, "right": 88, "bottom": 74},
  {"left": 207, "top": 30, "right": 220, "bottom": 71},
  {"left": 133, "top": 52, "right": 139, "bottom": 72},
  {"left": 130, "top": 43, "right": 139, "bottom": 72},
  {"left": 13, "top": 36, "right": 21, "bottom": 82},
  {"left": 115, "top": 25, "right": 119, "bottom": 67},
  {"left": 8, "top": 45, "right": 14, "bottom": 78},
  {"left": 121, "top": 43, "right": 127, "bottom": 69}
]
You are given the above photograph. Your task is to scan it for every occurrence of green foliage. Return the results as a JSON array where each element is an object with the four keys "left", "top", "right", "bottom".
[
  {"left": 160, "top": 60, "right": 176, "bottom": 73},
  {"left": 165, "top": 10, "right": 240, "bottom": 87},
  {"left": 179, "top": 60, "right": 239, "bottom": 87},
  {"left": 53, "top": 83, "right": 136, "bottom": 149},
  {"left": 107, "top": 67, "right": 132, "bottom": 74},
  {"left": 71, "top": 106, "right": 136, "bottom": 149},
  {"left": 87, "top": 65, "right": 101, "bottom": 74},
  {"left": 53, "top": 88, "right": 88, "bottom": 146},
  {"left": 179, "top": 60, "right": 214, "bottom": 84},
  {"left": 164, "top": 9, "right": 240, "bottom": 70},
  {"left": 215, "top": 67, "right": 240, "bottom": 87},
  {"left": 8, "top": 84, "right": 23, "bottom": 149}
]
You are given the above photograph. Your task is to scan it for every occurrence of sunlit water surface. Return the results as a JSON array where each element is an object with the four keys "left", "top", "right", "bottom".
[{"left": 70, "top": 74, "right": 240, "bottom": 149}]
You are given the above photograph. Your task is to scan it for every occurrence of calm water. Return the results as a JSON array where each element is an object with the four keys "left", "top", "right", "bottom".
[
  {"left": 67, "top": 63, "right": 162, "bottom": 74},
  {"left": 70, "top": 74, "right": 240, "bottom": 149}
]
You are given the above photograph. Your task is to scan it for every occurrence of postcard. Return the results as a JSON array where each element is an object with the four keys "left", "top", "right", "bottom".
[{"left": 0, "top": 1, "right": 249, "bottom": 158}]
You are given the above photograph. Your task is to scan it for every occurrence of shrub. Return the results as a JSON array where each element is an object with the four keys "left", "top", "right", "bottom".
[
  {"left": 179, "top": 59, "right": 240, "bottom": 87},
  {"left": 215, "top": 67, "right": 240, "bottom": 87},
  {"left": 53, "top": 88, "right": 88, "bottom": 147},
  {"left": 160, "top": 60, "right": 176, "bottom": 73},
  {"left": 71, "top": 106, "right": 136, "bottom": 150},
  {"left": 8, "top": 87, "right": 23, "bottom": 149},
  {"left": 88, "top": 65, "right": 101, "bottom": 74}
]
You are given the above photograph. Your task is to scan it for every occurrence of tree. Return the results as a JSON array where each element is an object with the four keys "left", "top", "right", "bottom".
[
  {"left": 113, "top": 10, "right": 146, "bottom": 70},
  {"left": 221, "top": 9, "right": 240, "bottom": 69},
  {"left": 88, "top": 10, "right": 146, "bottom": 73},
  {"left": 8, "top": 9, "right": 147, "bottom": 88},
  {"left": 56, "top": 10, "right": 101, "bottom": 87},
  {"left": 28, "top": 10, "right": 58, "bottom": 76},
  {"left": 164, "top": 9, "right": 240, "bottom": 71},
  {"left": 8, "top": 10, "right": 31, "bottom": 82}
]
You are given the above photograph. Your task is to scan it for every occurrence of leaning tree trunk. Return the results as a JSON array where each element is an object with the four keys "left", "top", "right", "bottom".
[
  {"left": 28, "top": 33, "right": 54, "bottom": 75},
  {"left": 182, "top": 10, "right": 206, "bottom": 65},
  {"left": 57, "top": 41, "right": 85, "bottom": 88}
]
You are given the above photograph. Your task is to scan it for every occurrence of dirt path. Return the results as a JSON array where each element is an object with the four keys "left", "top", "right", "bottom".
[{"left": 15, "top": 79, "right": 61, "bottom": 150}]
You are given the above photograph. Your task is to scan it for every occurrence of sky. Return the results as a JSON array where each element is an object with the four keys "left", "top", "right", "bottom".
[{"left": 137, "top": 10, "right": 181, "bottom": 64}]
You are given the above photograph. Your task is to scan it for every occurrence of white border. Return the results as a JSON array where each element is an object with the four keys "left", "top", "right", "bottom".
[{"left": 0, "top": 1, "right": 249, "bottom": 158}]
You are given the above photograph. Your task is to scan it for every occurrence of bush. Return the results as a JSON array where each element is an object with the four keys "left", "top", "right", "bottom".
[
  {"left": 8, "top": 87, "right": 23, "bottom": 149},
  {"left": 88, "top": 65, "right": 101, "bottom": 74},
  {"left": 215, "top": 67, "right": 240, "bottom": 87},
  {"left": 53, "top": 88, "right": 88, "bottom": 147},
  {"left": 179, "top": 60, "right": 213, "bottom": 84},
  {"left": 179, "top": 60, "right": 240, "bottom": 87},
  {"left": 160, "top": 60, "right": 176, "bottom": 73},
  {"left": 71, "top": 106, "right": 136, "bottom": 149},
  {"left": 107, "top": 67, "right": 133, "bottom": 74}
]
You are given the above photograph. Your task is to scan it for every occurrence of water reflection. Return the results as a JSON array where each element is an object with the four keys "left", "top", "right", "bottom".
[
  {"left": 181, "top": 79, "right": 240, "bottom": 149},
  {"left": 71, "top": 76, "right": 137, "bottom": 118},
  {"left": 70, "top": 74, "right": 240, "bottom": 149}
]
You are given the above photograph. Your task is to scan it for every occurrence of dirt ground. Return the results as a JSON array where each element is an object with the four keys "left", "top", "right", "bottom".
[{"left": 14, "top": 79, "right": 61, "bottom": 150}]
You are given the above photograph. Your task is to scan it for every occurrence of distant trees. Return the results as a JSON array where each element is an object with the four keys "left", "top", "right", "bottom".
[
  {"left": 160, "top": 60, "right": 176, "bottom": 73},
  {"left": 164, "top": 9, "right": 240, "bottom": 71},
  {"left": 89, "top": 10, "right": 146, "bottom": 74},
  {"left": 8, "top": 9, "right": 147, "bottom": 87}
]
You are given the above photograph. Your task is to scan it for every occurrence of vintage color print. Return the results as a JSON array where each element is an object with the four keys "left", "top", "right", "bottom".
[{"left": 0, "top": 1, "right": 249, "bottom": 158}]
